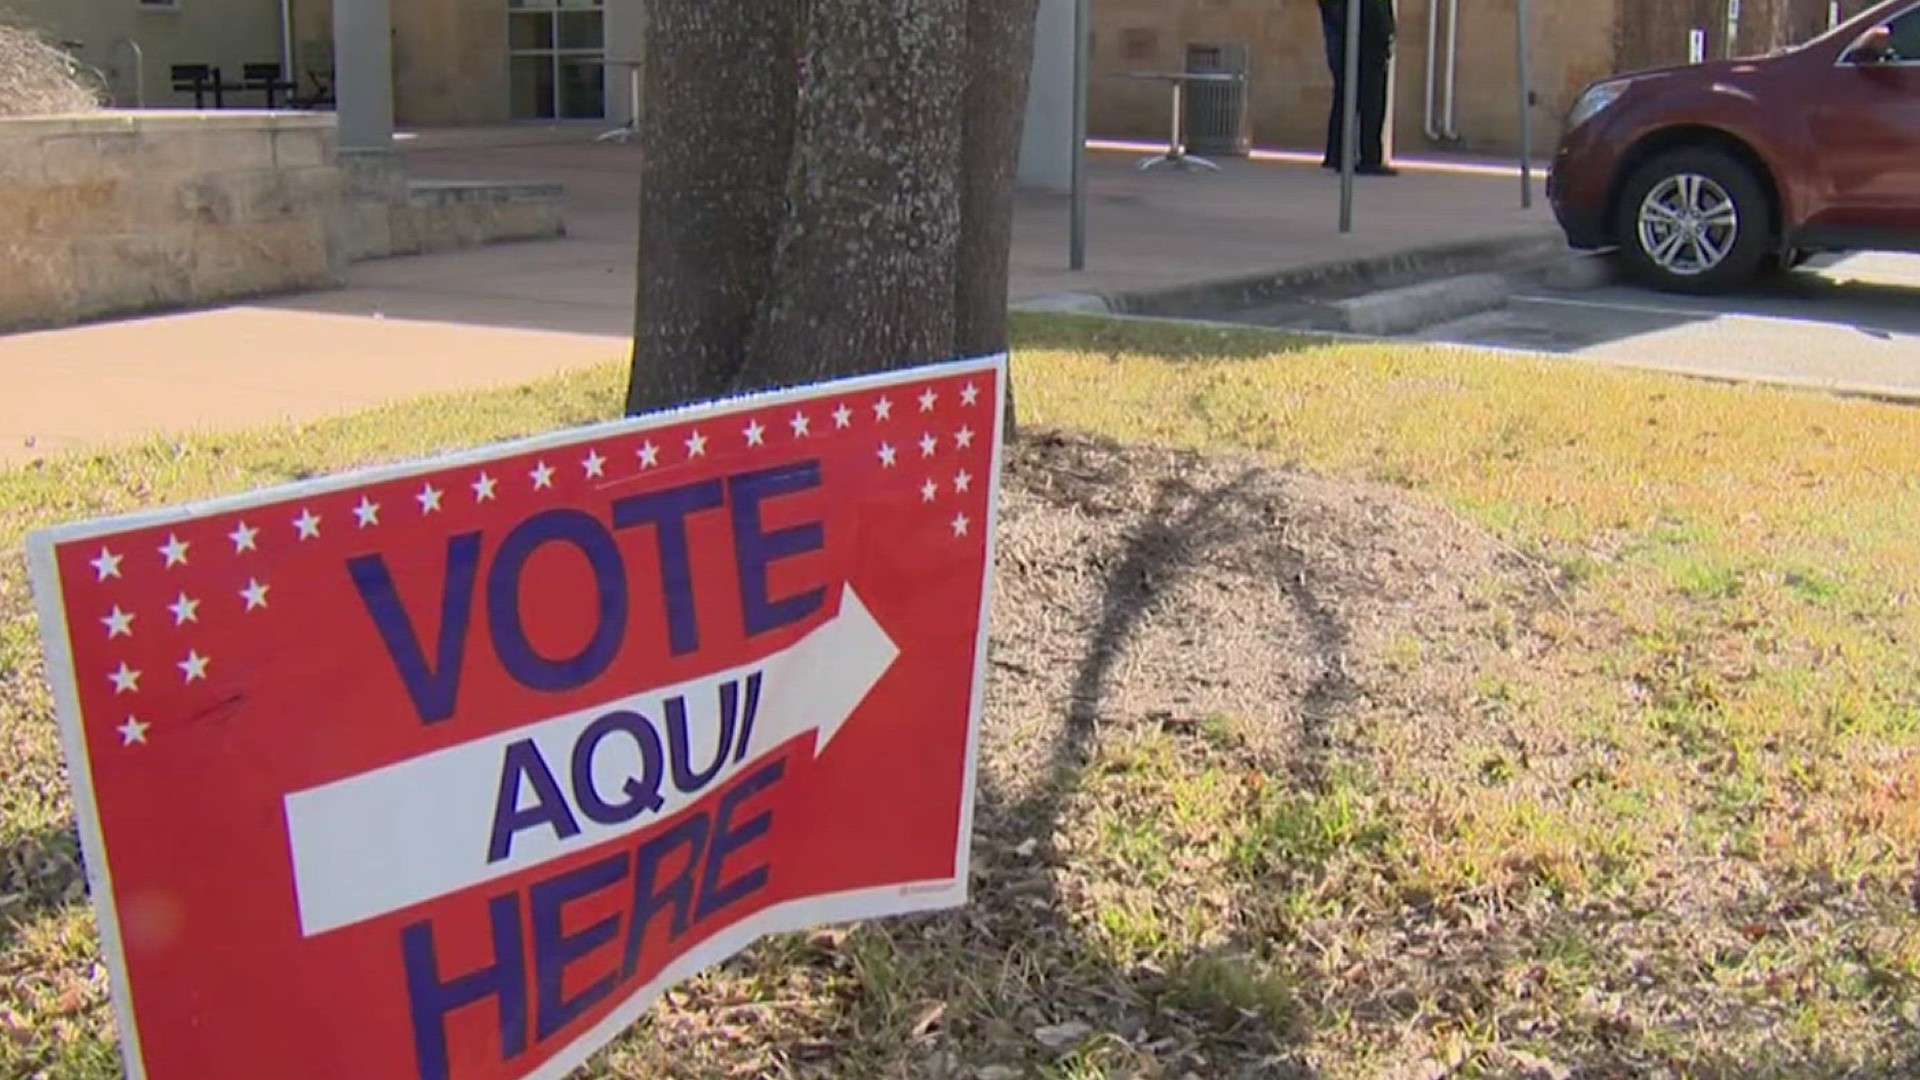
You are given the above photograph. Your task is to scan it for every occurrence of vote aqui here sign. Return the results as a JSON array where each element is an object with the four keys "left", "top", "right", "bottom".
[{"left": 25, "top": 355, "right": 1006, "bottom": 1080}]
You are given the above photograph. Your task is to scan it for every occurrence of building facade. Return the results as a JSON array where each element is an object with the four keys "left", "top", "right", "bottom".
[
  {"left": 8, "top": 0, "right": 287, "bottom": 110},
  {"left": 15, "top": 0, "right": 1884, "bottom": 153},
  {"left": 10, "top": 0, "right": 645, "bottom": 127},
  {"left": 1087, "top": 0, "right": 1884, "bottom": 159},
  {"left": 289, "top": 0, "right": 643, "bottom": 129}
]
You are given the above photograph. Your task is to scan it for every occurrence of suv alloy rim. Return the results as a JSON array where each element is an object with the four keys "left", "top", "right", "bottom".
[{"left": 1636, "top": 173, "right": 1740, "bottom": 276}]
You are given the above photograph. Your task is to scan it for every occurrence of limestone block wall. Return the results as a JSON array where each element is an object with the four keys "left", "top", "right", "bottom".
[{"left": 0, "top": 112, "right": 345, "bottom": 333}]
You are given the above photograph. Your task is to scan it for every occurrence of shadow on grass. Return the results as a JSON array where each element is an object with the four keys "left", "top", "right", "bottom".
[
  {"left": 0, "top": 819, "right": 85, "bottom": 955},
  {"left": 1010, "top": 310, "right": 1327, "bottom": 364},
  {"left": 759, "top": 429, "right": 1356, "bottom": 1078}
]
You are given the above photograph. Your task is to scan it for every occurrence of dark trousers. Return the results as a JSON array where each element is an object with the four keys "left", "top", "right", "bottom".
[{"left": 1324, "top": 47, "right": 1389, "bottom": 168}]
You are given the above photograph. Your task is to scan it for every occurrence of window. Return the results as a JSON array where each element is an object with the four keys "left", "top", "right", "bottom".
[
  {"left": 508, "top": 0, "right": 605, "bottom": 121},
  {"left": 1887, "top": 8, "right": 1920, "bottom": 60}
]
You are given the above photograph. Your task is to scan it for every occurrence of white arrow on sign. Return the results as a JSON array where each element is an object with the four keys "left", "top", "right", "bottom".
[{"left": 282, "top": 585, "right": 899, "bottom": 938}]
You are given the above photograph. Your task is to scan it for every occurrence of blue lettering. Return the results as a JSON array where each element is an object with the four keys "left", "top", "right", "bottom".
[
  {"left": 664, "top": 689, "right": 736, "bottom": 794},
  {"left": 485, "top": 510, "right": 628, "bottom": 694},
  {"left": 570, "top": 710, "right": 666, "bottom": 826},
  {"left": 695, "top": 757, "right": 784, "bottom": 923},
  {"left": 730, "top": 673, "right": 764, "bottom": 764},
  {"left": 348, "top": 533, "right": 482, "bottom": 725},
  {"left": 728, "top": 463, "right": 827, "bottom": 638},
  {"left": 529, "top": 852, "right": 628, "bottom": 1042},
  {"left": 405, "top": 756, "right": 791, "bottom": 1073},
  {"left": 401, "top": 893, "right": 527, "bottom": 1080},
  {"left": 489, "top": 740, "right": 581, "bottom": 863},
  {"left": 610, "top": 479, "right": 725, "bottom": 656},
  {"left": 619, "top": 813, "right": 710, "bottom": 979}
]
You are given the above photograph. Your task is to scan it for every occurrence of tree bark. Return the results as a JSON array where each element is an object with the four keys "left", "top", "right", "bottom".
[
  {"left": 956, "top": 0, "right": 1041, "bottom": 436},
  {"left": 737, "top": 0, "right": 968, "bottom": 391},
  {"left": 625, "top": 0, "right": 800, "bottom": 415},
  {"left": 628, "top": 0, "right": 1039, "bottom": 414},
  {"left": 956, "top": 0, "right": 1040, "bottom": 360}
]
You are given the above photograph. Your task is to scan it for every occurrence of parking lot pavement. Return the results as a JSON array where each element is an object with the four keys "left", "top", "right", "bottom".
[{"left": 1411, "top": 252, "right": 1920, "bottom": 399}]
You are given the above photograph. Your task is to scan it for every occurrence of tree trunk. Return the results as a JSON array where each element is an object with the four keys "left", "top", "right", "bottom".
[
  {"left": 738, "top": 0, "right": 968, "bottom": 390},
  {"left": 624, "top": 0, "right": 800, "bottom": 416},
  {"left": 627, "top": 0, "right": 1040, "bottom": 415}
]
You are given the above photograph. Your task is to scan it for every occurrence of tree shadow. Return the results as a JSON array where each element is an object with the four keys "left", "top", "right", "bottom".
[
  {"left": 1009, "top": 310, "right": 1328, "bottom": 365},
  {"left": 889, "top": 428, "right": 1355, "bottom": 1078},
  {"left": 0, "top": 818, "right": 86, "bottom": 955}
]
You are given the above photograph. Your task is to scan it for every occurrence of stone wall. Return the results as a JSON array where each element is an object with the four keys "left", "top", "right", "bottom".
[{"left": 0, "top": 112, "right": 345, "bottom": 333}]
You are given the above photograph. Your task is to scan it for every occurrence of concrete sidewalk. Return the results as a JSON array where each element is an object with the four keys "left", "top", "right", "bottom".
[{"left": 0, "top": 128, "right": 1557, "bottom": 467}]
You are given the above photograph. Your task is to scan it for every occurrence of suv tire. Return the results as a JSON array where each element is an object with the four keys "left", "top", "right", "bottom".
[{"left": 1613, "top": 147, "right": 1773, "bottom": 295}]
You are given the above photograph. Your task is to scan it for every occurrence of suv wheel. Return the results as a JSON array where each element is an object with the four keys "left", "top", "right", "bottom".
[{"left": 1613, "top": 148, "right": 1772, "bottom": 294}]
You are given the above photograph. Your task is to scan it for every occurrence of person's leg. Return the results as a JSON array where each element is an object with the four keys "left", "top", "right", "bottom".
[
  {"left": 1324, "top": 63, "right": 1347, "bottom": 168},
  {"left": 1357, "top": 49, "right": 1392, "bottom": 172},
  {"left": 1321, "top": 20, "right": 1344, "bottom": 167}
]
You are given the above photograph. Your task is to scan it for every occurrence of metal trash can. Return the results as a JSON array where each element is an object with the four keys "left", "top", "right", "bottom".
[{"left": 1184, "top": 42, "right": 1251, "bottom": 157}]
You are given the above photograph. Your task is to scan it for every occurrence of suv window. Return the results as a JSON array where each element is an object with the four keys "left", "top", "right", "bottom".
[{"left": 1889, "top": 8, "right": 1920, "bottom": 59}]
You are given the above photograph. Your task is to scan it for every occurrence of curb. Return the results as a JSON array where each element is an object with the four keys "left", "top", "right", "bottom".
[
  {"left": 1014, "top": 226, "right": 1569, "bottom": 320},
  {"left": 1330, "top": 272, "right": 1512, "bottom": 336}
]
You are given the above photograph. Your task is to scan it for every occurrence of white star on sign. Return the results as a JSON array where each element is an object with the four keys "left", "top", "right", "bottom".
[
  {"left": 417, "top": 484, "right": 444, "bottom": 515},
  {"left": 877, "top": 442, "right": 898, "bottom": 468},
  {"left": 790, "top": 412, "right": 811, "bottom": 438},
  {"left": 919, "top": 433, "right": 939, "bottom": 458},
  {"left": 686, "top": 431, "right": 709, "bottom": 458},
  {"left": 354, "top": 496, "right": 382, "bottom": 528},
  {"left": 582, "top": 450, "right": 607, "bottom": 478},
  {"left": 241, "top": 579, "right": 271, "bottom": 612},
  {"left": 530, "top": 462, "right": 555, "bottom": 490},
  {"left": 159, "top": 534, "right": 190, "bottom": 568},
  {"left": 294, "top": 508, "right": 322, "bottom": 540},
  {"left": 919, "top": 388, "right": 939, "bottom": 413},
  {"left": 109, "top": 663, "right": 140, "bottom": 695},
  {"left": 961, "top": 382, "right": 981, "bottom": 407},
  {"left": 954, "top": 425, "right": 976, "bottom": 450},
  {"left": 229, "top": 521, "right": 259, "bottom": 554},
  {"left": 921, "top": 479, "right": 939, "bottom": 503},
  {"left": 952, "top": 513, "right": 971, "bottom": 538},
  {"left": 873, "top": 396, "right": 894, "bottom": 422},
  {"left": 955, "top": 469, "right": 974, "bottom": 494},
  {"left": 117, "top": 716, "right": 149, "bottom": 746},
  {"left": 168, "top": 592, "right": 200, "bottom": 626},
  {"left": 179, "top": 650, "right": 210, "bottom": 683},
  {"left": 472, "top": 472, "right": 498, "bottom": 502},
  {"left": 638, "top": 440, "right": 661, "bottom": 468},
  {"left": 91, "top": 547, "right": 123, "bottom": 582},
  {"left": 833, "top": 404, "right": 854, "bottom": 429},
  {"left": 744, "top": 420, "right": 766, "bottom": 447},
  {"left": 102, "top": 606, "right": 135, "bottom": 640}
]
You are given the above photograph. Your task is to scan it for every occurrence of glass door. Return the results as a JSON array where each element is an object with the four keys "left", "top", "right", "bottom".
[{"left": 508, "top": 0, "right": 606, "bottom": 120}]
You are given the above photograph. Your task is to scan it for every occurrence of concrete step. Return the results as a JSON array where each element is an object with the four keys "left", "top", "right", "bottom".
[{"left": 1328, "top": 272, "right": 1513, "bottom": 336}]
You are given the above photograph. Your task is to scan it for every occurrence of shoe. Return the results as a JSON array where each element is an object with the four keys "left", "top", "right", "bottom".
[{"left": 1356, "top": 163, "right": 1400, "bottom": 176}]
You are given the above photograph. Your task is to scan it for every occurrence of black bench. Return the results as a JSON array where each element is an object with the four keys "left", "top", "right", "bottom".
[
  {"left": 170, "top": 64, "right": 244, "bottom": 109},
  {"left": 242, "top": 63, "right": 298, "bottom": 109}
]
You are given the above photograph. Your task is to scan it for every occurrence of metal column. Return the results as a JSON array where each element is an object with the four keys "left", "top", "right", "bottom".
[
  {"left": 1339, "top": 0, "right": 1361, "bottom": 233},
  {"left": 1516, "top": 0, "right": 1533, "bottom": 209},
  {"left": 1070, "top": 0, "right": 1089, "bottom": 270}
]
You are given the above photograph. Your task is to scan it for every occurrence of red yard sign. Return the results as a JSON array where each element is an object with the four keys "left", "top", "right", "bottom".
[{"left": 25, "top": 355, "right": 1006, "bottom": 1080}]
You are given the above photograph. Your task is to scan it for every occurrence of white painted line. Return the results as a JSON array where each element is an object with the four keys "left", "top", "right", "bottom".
[{"left": 1509, "top": 293, "right": 1726, "bottom": 319}]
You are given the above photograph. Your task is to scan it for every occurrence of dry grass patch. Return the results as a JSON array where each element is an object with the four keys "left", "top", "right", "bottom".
[
  {"left": 0, "top": 17, "right": 102, "bottom": 117},
  {"left": 5, "top": 315, "right": 1920, "bottom": 1078}
]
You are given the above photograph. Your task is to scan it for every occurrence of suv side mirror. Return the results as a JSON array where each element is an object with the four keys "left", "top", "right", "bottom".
[{"left": 1847, "top": 25, "right": 1895, "bottom": 64}]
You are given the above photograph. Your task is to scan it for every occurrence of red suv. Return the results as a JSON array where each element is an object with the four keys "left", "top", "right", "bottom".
[{"left": 1547, "top": 0, "right": 1920, "bottom": 293}]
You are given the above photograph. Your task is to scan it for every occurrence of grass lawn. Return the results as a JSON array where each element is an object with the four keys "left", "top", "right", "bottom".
[{"left": 4, "top": 312, "right": 1920, "bottom": 1078}]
